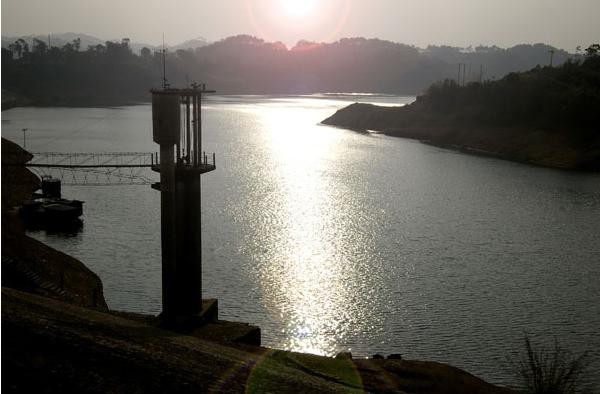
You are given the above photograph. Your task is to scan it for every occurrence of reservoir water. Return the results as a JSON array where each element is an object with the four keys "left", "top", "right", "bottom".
[{"left": 3, "top": 95, "right": 600, "bottom": 387}]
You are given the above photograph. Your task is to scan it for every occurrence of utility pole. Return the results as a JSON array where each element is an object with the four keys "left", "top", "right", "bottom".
[
  {"left": 548, "top": 49, "right": 555, "bottom": 67},
  {"left": 457, "top": 63, "right": 466, "bottom": 86},
  {"left": 467, "top": 65, "right": 471, "bottom": 85},
  {"left": 22, "top": 128, "right": 28, "bottom": 150},
  {"left": 479, "top": 65, "right": 483, "bottom": 83}
]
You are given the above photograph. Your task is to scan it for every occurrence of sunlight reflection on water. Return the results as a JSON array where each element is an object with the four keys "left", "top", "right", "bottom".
[{"left": 251, "top": 103, "right": 371, "bottom": 355}]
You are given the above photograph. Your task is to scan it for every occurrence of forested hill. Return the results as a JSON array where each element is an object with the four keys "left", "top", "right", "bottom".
[
  {"left": 323, "top": 45, "right": 600, "bottom": 170},
  {"left": 2, "top": 34, "right": 576, "bottom": 104}
]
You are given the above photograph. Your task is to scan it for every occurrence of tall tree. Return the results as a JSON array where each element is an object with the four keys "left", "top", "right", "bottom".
[{"left": 32, "top": 38, "right": 48, "bottom": 55}]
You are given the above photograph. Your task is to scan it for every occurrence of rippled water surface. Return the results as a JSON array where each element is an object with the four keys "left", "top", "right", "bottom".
[{"left": 3, "top": 95, "right": 600, "bottom": 387}]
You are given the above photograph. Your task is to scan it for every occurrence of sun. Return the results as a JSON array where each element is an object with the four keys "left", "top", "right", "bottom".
[{"left": 280, "top": 0, "right": 317, "bottom": 17}]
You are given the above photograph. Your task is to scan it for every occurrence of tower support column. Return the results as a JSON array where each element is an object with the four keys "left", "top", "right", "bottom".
[
  {"left": 160, "top": 144, "right": 177, "bottom": 320},
  {"left": 175, "top": 167, "right": 202, "bottom": 316}
]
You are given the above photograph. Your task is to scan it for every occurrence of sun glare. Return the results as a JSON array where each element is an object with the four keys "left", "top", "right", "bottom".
[
  {"left": 246, "top": 0, "right": 351, "bottom": 45},
  {"left": 280, "top": 0, "right": 317, "bottom": 17}
]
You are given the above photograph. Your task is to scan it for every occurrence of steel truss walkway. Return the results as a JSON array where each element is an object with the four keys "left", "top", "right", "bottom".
[
  {"left": 6, "top": 151, "right": 216, "bottom": 186},
  {"left": 6, "top": 152, "right": 157, "bottom": 186}
]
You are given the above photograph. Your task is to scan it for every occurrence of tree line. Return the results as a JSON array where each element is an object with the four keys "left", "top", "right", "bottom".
[
  {"left": 1, "top": 35, "right": 584, "bottom": 104},
  {"left": 419, "top": 44, "right": 600, "bottom": 133},
  {"left": 2, "top": 37, "right": 161, "bottom": 104}
]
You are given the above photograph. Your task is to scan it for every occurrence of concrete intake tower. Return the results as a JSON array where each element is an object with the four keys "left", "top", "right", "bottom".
[{"left": 151, "top": 84, "right": 216, "bottom": 323}]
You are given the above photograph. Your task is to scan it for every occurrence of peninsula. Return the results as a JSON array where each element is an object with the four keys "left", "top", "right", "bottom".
[{"left": 323, "top": 45, "right": 600, "bottom": 171}]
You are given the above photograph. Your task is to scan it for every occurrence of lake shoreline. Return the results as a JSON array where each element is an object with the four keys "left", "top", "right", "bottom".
[
  {"left": 322, "top": 103, "right": 600, "bottom": 171},
  {"left": 1, "top": 89, "right": 150, "bottom": 111},
  {"left": 421, "top": 139, "right": 600, "bottom": 173}
]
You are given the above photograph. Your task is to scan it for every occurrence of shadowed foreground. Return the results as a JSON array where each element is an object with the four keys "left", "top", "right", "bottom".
[{"left": 2, "top": 288, "right": 513, "bottom": 393}]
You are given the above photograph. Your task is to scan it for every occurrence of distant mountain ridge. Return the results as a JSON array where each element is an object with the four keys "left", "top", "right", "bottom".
[
  {"left": 2, "top": 32, "right": 102, "bottom": 48},
  {"left": 170, "top": 36, "right": 209, "bottom": 51},
  {"left": 1, "top": 33, "right": 209, "bottom": 54},
  {"left": 2, "top": 32, "right": 575, "bottom": 66},
  {"left": 422, "top": 43, "right": 573, "bottom": 82}
]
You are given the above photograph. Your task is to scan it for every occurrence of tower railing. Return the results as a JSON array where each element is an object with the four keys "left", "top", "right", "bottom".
[{"left": 151, "top": 151, "right": 216, "bottom": 173}]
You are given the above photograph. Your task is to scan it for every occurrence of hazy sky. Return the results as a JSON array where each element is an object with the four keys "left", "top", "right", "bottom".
[{"left": 2, "top": 0, "right": 599, "bottom": 50}]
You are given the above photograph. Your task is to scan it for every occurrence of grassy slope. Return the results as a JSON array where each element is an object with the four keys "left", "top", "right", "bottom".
[{"left": 3, "top": 288, "right": 513, "bottom": 393}]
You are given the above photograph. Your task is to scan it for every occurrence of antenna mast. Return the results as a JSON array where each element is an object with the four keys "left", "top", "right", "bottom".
[{"left": 162, "top": 34, "right": 169, "bottom": 89}]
